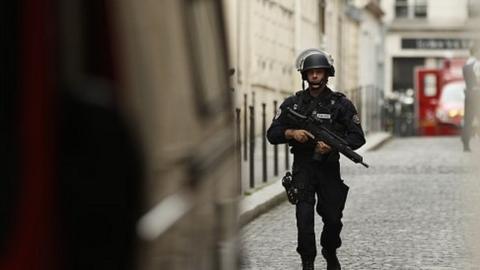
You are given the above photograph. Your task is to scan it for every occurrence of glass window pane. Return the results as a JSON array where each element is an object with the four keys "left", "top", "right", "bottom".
[
  {"left": 414, "top": 7, "right": 426, "bottom": 18},
  {"left": 414, "top": 0, "right": 427, "bottom": 18},
  {"left": 395, "top": 0, "right": 409, "bottom": 18},
  {"left": 424, "top": 74, "right": 437, "bottom": 97},
  {"left": 441, "top": 82, "right": 465, "bottom": 103},
  {"left": 396, "top": 6, "right": 409, "bottom": 17}
]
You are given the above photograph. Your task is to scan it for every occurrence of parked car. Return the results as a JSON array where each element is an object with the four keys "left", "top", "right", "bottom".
[{"left": 435, "top": 80, "right": 465, "bottom": 134}]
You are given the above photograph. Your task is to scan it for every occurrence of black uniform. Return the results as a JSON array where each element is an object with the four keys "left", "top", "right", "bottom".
[{"left": 267, "top": 87, "right": 365, "bottom": 262}]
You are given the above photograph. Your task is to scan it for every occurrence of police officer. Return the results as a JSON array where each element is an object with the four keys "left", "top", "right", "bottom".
[
  {"left": 462, "top": 44, "right": 480, "bottom": 152},
  {"left": 267, "top": 49, "right": 366, "bottom": 270}
]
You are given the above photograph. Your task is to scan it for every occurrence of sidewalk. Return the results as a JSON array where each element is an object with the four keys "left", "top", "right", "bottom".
[{"left": 239, "top": 131, "right": 392, "bottom": 226}]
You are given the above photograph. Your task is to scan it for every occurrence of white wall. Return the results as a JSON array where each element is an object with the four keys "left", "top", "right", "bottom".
[
  {"left": 381, "top": 0, "right": 468, "bottom": 25},
  {"left": 358, "top": 10, "right": 383, "bottom": 88},
  {"left": 224, "top": 0, "right": 325, "bottom": 133},
  {"left": 428, "top": 0, "right": 468, "bottom": 26},
  {"left": 380, "top": 0, "right": 393, "bottom": 23},
  {"left": 324, "top": 0, "right": 342, "bottom": 89}
]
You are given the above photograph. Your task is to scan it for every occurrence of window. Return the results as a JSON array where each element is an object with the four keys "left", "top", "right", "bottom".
[
  {"left": 468, "top": 0, "right": 480, "bottom": 18},
  {"left": 414, "top": 0, "right": 427, "bottom": 18},
  {"left": 395, "top": 0, "right": 408, "bottom": 18},
  {"left": 319, "top": 0, "right": 325, "bottom": 35},
  {"left": 395, "top": 0, "right": 428, "bottom": 19},
  {"left": 424, "top": 74, "right": 437, "bottom": 97}
]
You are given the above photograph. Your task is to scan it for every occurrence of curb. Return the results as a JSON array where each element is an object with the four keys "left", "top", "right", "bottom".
[
  {"left": 239, "top": 181, "right": 286, "bottom": 227},
  {"left": 239, "top": 132, "right": 393, "bottom": 226}
]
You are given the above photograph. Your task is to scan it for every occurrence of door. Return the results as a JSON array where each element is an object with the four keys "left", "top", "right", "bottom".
[{"left": 415, "top": 68, "right": 443, "bottom": 136}]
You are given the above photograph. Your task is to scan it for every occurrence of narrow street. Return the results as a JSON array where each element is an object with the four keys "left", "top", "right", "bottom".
[{"left": 241, "top": 137, "right": 480, "bottom": 270}]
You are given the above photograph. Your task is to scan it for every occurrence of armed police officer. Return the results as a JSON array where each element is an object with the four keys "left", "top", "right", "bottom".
[{"left": 267, "top": 49, "right": 366, "bottom": 270}]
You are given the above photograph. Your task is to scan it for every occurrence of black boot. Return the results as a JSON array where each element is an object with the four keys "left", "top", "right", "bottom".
[
  {"left": 321, "top": 249, "right": 340, "bottom": 270},
  {"left": 301, "top": 259, "right": 314, "bottom": 270}
]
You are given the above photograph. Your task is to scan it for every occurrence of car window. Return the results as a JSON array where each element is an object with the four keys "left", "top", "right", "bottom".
[{"left": 440, "top": 81, "right": 465, "bottom": 103}]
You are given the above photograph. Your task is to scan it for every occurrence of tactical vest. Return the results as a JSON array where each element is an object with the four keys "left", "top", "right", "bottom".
[
  {"left": 286, "top": 90, "right": 347, "bottom": 155},
  {"left": 292, "top": 90, "right": 347, "bottom": 135}
]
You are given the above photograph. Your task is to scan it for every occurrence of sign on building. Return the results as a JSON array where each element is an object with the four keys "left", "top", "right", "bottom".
[{"left": 401, "top": 38, "right": 474, "bottom": 50}]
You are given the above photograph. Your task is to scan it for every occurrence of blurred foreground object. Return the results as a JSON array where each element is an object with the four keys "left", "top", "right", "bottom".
[
  {"left": 461, "top": 44, "right": 480, "bottom": 152},
  {"left": 1, "top": 0, "right": 239, "bottom": 269}
]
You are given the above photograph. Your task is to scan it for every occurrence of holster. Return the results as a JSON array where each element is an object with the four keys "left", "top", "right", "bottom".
[{"left": 282, "top": 171, "right": 299, "bottom": 204}]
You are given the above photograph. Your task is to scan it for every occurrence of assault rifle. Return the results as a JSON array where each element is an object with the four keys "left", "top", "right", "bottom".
[{"left": 286, "top": 107, "right": 369, "bottom": 168}]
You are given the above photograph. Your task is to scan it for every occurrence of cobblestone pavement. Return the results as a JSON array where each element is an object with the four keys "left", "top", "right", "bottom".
[{"left": 240, "top": 137, "right": 480, "bottom": 270}]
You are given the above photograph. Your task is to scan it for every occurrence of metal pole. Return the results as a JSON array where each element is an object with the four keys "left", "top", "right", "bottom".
[
  {"left": 243, "top": 94, "right": 247, "bottom": 161},
  {"left": 285, "top": 143, "right": 290, "bottom": 170},
  {"left": 273, "top": 100, "right": 278, "bottom": 176},
  {"left": 249, "top": 105, "right": 255, "bottom": 188},
  {"left": 235, "top": 108, "right": 242, "bottom": 195},
  {"left": 262, "top": 103, "right": 267, "bottom": 183}
]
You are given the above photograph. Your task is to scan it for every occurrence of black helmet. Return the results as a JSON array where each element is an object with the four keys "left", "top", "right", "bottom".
[{"left": 296, "top": 49, "right": 335, "bottom": 79}]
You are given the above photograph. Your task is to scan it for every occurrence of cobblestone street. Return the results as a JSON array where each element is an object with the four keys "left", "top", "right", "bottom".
[{"left": 240, "top": 137, "right": 480, "bottom": 270}]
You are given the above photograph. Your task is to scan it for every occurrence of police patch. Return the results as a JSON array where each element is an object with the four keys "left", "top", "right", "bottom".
[
  {"left": 316, "top": 113, "right": 331, "bottom": 119},
  {"left": 274, "top": 108, "right": 282, "bottom": 119},
  {"left": 352, "top": 114, "right": 361, "bottom": 124}
]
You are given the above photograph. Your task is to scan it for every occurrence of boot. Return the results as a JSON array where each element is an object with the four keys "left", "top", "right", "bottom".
[
  {"left": 321, "top": 249, "right": 341, "bottom": 270},
  {"left": 301, "top": 259, "right": 314, "bottom": 270}
]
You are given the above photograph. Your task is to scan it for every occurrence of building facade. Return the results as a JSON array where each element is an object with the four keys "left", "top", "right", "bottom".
[
  {"left": 357, "top": 0, "right": 385, "bottom": 91},
  {"left": 356, "top": 0, "right": 385, "bottom": 133},
  {"left": 223, "top": 0, "right": 326, "bottom": 131},
  {"left": 381, "top": 0, "right": 480, "bottom": 95},
  {"left": 223, "top": 0, "right": 385, "bottom": 134}
]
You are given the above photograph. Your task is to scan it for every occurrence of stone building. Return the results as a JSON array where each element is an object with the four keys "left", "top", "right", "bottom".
[
  {"left": 381, "top": 0, "right": 480, "bottom": 95},
  {"left": 223, "top": 0, "right": 385, "bottom": 134}
]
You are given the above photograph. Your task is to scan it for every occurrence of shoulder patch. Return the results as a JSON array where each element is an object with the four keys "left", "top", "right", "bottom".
[
  {"left": 274, "top": 108, "right": 282, "bottom": 119},
  {"left": 352, "top": 114, "right": 361, "bottom": 124}
]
